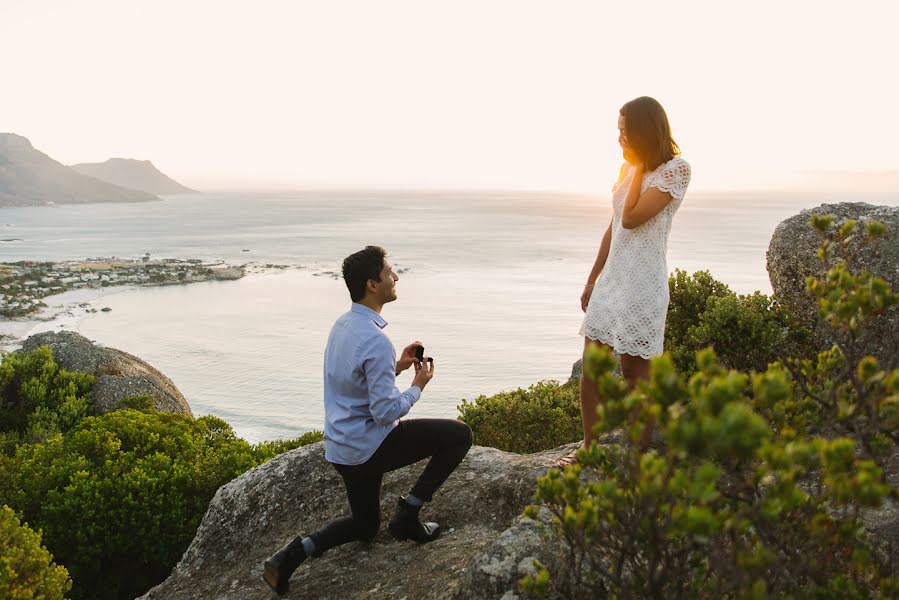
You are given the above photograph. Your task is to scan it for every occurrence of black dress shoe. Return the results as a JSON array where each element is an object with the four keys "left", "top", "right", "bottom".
[
  {"left": 388, "top": 496, "right": 441, "bottom": 543},
  {"left": 262, "top": 537, "right": 307, "bottom": 596}
]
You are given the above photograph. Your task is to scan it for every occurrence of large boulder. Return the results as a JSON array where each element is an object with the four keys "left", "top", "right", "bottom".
[
  {"left": 20, "top": 331, "right": 193, "bottom": 417},
  {"left": 767, "top": 202, "right": 899, "bottom": 366},
  {"left": 138, "top": 441, "right": 579, "bottom": 600}
]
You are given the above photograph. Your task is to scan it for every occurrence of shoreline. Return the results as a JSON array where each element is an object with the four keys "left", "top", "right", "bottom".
[
  {"left": 0, "top": 286, "right": 128, "bottom": 351},
  {"left": 0, "top": 257, "right": 265, "bottom": 352},
  {"left": 1, "top": 257, "right": 247, "bottom": 318}
]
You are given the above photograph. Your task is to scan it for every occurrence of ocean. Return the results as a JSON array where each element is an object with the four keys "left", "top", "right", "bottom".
[{"left": 2, "top": 189, "right": 897, "bottom": 442}]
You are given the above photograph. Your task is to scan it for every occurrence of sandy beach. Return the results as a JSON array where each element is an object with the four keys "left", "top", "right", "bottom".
[{"left": 0, "top": 286, "right": 132, "bottom": 352}]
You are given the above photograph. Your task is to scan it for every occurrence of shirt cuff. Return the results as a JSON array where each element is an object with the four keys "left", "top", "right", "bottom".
[{"left": 407, "top": 386, "right": 422, "bottom": 405}]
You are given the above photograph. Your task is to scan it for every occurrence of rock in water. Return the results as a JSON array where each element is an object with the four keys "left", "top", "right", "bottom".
[
  {"left": 20, "top": 331, "right": 193, "bottom": 417},
  {"left": 767, "top": 202, "right": 899, "bottom": 366}
]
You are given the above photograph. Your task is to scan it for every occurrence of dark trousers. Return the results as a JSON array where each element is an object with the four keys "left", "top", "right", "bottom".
[{"left": 309, "top": 418, "right": 473, "bottom": 553}]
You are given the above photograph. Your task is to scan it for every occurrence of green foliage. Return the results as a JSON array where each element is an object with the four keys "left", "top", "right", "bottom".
[
  {"left": 0, "top": 347, "right": 324, "bottom": 600},
  {"left": 458, "top": 380, "right": 581, "bottom": 453},
  {"left": 251, "top": 430, "right": 324, "bottom": 463},
  {"left": 0, "top": 404, "right": 321, "bottom": 599},
  {"left": 522, "top": 219, "right": 898, "bottom": 599},
  {"left": 0, "top": 410, "right": 260, "bottom": 600},
  {"left": 665, "top": 270, "right": 808, "bottom": 376},
  {"left": 522, "top": 348, "right": 893, "bottom": 599},
  {"left": 0, "top": 504, "right": 71, "bottom": 600},
  {"left": 0, "top": 346, "right": 94, "bottom": 445},
  {"left": 686, "top": 291, "right": 809, "bottom": 374},
  {"left": 778, "top": 216, "right": 899, "bottom": 465},
  {"left": 666, "top": 268, "right": 733, "bottom": 352}
]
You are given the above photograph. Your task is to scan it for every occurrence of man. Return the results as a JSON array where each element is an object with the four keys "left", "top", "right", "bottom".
[{"left": 263, "top": 245, "right": 473, "bottom": 595}]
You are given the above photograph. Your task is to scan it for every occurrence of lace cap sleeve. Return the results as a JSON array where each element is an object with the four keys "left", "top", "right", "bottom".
[{"left": 652, "top": 158, "right": 691, "bottom": 201}]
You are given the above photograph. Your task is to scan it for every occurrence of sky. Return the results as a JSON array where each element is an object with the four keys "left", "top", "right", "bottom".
[{"left": 2, "top": 0, "right": 898, "bottom": 193}]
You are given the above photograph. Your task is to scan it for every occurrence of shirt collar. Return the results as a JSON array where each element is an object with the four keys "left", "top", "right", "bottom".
[{"left": 351, "top": 303, "right": 388, "bottom": 329}]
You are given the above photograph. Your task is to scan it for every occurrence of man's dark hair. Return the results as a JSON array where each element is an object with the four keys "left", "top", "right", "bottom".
[{"left": 342, "top": 245, "right": 387, "bottom": 302}]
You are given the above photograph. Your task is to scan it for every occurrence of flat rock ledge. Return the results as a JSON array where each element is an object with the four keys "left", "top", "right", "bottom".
[
  {"left": 21, "top": 330, "right": 193, "bottom": 417},
  {"left": 138, "top": 441, "right": 580, "bottom": 600}
]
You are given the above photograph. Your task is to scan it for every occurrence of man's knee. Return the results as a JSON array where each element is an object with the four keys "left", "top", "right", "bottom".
[
  {"left": 450, "top": 419, "right": 473, "bottom": 448},
  {"left": 460, "top": 422, "right": 473, "bottom": 448}
]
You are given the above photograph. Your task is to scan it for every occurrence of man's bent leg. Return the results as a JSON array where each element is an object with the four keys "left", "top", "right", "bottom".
[
  {"left": 263, "top": 466, "right": 381, "bottom": 594},
  {"left": 308, "top": 466, "right": 382, "bottom": 552},
  {"left": 369, "top": 418, "right": 473, "bottom": 501},
  {"left": 359, "top": 418, "right": 472, "bottom": 542}
]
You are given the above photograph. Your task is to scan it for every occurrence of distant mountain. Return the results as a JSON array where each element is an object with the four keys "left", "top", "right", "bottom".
[
  {"left": 70, "top": 158, "right": 196, "bottom": 195},
  {"left": 0, "top": 133, "right": 158, "bottom": 208}
]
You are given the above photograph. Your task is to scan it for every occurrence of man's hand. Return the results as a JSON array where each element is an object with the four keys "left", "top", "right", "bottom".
[
  {"left": 411, "top": 355, "right": 435, "bottom": 391},
  {"left": 396, "top": 341, "right": 423, "bottom": 374}
]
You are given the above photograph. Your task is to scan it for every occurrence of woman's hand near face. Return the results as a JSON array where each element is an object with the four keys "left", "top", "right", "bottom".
[{"left": 622, "top": 145, "right": 642, "bottom": 168}]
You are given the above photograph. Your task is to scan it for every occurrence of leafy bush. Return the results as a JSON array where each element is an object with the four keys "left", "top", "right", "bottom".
[
  {"left": 0, "top": 347, "right": 324, "bottom": 600},
  {"left": 778, "top": 216, "right": 899, "bottom": 465},
  {"left": 521, "top": 218, "right": 898, "bottom": 599},
  {"left": 458, "top": 380, "right": 581, "bottom": 453},
  {"left": 0, "top": 504, "right": 71, "bottom": 600},
  {"left": 666, "top": 270, "right": 809, "bottom": 375},
  {"left": 251, "top": 430, "right": 324, "bottom": 463},
  {"left": 665, "top": 268, "right": 732, "bottom": 352},
  {"left": 0, "top": 406, "right": 322, "bottom": 600},
  {"left": 522, "top": 348, "right": 895, "bottom": 599},
  {"left": 0, "top": 346, "right": 94, "bottom": 445},
  {"left": 0, "top": 410, "right": 260, "bottom": 600},
  {"left": 686, "top": 291, "right": 809, "bottom": 373}
]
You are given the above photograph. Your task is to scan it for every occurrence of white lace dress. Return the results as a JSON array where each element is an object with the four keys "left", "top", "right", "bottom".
[{"left": 579, "top": 157, "right": 692, "bottom": 358}]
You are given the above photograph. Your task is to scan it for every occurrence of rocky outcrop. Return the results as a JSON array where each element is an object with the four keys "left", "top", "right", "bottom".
[
  {"left": 138, "top": 441, "right": 579, "bottom": 600},
  {"left": 70, "top": 158, "right": 196, "bottom": 195},
  {"left": 21, "top": 331, "right": 192, "bottom": 417},
  {"left": 767, "top": 203, "right": 899, "bottom": 366},
  {"left": 0, "top": 133, "right": 159, "bottom": 207}
]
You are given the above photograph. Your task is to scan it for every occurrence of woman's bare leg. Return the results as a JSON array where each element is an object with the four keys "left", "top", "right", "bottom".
[
  {"left": 620, "top": 353, "right": 653, "bottom": 450},
  {"left": 580, "top": 337, "right": 613, "bottom": 449}
]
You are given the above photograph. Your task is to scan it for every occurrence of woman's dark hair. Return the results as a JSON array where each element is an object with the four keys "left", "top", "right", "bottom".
[
  {"left": 342, "top": 245, "right": 387, "bottom": 302},
  {"left": 620, "top": 96, "right": 680, "bottom": 171}
]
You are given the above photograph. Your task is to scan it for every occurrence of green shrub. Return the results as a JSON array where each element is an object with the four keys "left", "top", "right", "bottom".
[
  {"left": 458, "top": 380, "right": 581, "bottom": 453},
  {"left": 778, "top": 215, "right": 899, "bottom": 465},
  {"left": 665, "top": 270, "right": 809, "bottom": 375},
  {"left": 521, "top": 219, "right": 898, "bottom": 599},
  {"left": 1, "top": 410, "right": 260, "bottom": 600},
  {"left": 251, "top": 430, "right": 324, "bottom": 463},
  {"left": 686, "top": 291, "right": 809, "bottom": 374},
  {"left": 0, "top": 346, "right": 94, "bottom": 445},
  {"left": 0, "top": 504, "right": 71, "bottom": 600},
  {"left": 522, "top": 348, "right": 894, "bottom": 599},
  {"left": 0, "top": 349, "right": 323, "bottom": 600},
  {"left": 666, "top": 268, "right": 732, "bottom": 351}
]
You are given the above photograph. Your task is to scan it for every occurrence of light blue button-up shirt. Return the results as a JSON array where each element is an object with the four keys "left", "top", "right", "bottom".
[{"left": 322, "top": 303, "right": 421, "bottom": 465}]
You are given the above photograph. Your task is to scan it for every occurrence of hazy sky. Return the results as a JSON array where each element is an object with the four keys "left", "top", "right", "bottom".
[{"left": 2, "top": 0, "right": 897, "bottom": 192}]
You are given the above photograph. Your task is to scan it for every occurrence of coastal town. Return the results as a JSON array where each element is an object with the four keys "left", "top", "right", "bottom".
[{"left": 0, "top": 257, "right": 245, "bottom": 318}]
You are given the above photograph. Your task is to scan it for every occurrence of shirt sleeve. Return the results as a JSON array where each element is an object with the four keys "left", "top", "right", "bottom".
[
  {"left": 360, "top": 334, "right": 421, "bottom": 426},
  {"left": 651, "top": 158, "right": 691, "bottom": 201}
]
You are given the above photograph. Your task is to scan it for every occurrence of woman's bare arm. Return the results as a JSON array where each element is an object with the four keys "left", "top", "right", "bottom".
[
  {"left": 581, "top": 220, "right": 613, "bottom": 311},
  {"left": 621, "top": 163, "right": 673, "bottom": 229}
]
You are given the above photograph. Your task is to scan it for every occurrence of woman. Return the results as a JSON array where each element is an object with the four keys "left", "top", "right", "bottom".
[{"left": 561, "top": 96, "right": 691, "bottom": 466}]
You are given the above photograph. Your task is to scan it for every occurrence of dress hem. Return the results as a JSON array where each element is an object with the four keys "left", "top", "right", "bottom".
[{"left": 579, "top": 327, "right": 660, "bottom": 360}]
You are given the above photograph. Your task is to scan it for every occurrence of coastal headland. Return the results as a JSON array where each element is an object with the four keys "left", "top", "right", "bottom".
[{"left": 0, "top": 257, "right": 245, "bottom": 319}]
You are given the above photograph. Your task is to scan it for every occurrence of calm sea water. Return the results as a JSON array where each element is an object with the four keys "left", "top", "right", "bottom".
[{"left": 2, "top": 190, "right": 896, "bottom": 442}]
